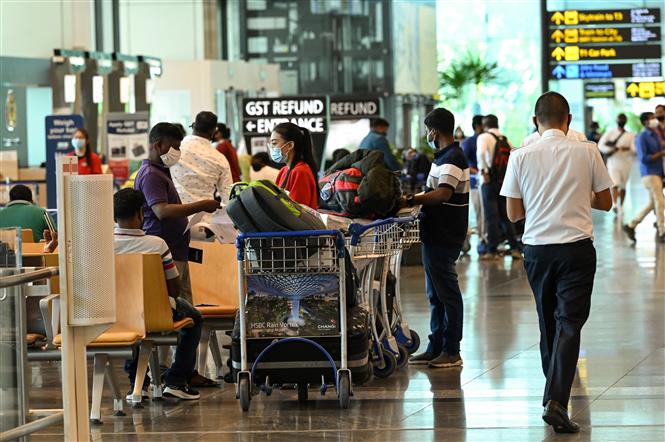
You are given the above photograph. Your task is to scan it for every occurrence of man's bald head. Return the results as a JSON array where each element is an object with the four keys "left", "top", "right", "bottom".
[{"left": 533, "top": 92, "right": 572, "bottom": 134}]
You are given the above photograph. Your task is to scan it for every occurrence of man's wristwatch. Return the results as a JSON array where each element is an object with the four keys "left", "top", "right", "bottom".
[{"left": 406, "top": 193, "right": 415, "bottom": 207}]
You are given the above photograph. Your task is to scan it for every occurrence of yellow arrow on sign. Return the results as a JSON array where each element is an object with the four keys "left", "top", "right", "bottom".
[
  {"left": 551, "top": 47, "right": 565, "bottom": 61},
  {"left": 551, "top": 29, "right": 564, "bottom": 43},
  {"left": 626, "top": 83, "right": 639, "bottom": 97},
  {"left": 551, "top": 11, "right": 565, "bottom": 25}
]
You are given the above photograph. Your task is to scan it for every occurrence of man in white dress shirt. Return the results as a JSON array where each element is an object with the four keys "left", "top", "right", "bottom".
[
  {"left": 500, "top": 92, "right": 612, "bottom": 434},
  {"left": 598, "top": 113, "right": 635, "bottom": 215},
  {"left": 171, "top": 111, "right": 233, "bottom": 205}
]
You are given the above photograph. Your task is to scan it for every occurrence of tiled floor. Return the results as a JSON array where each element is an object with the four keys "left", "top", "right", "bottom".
[{"left": 26, "top": 175, "right": 664, "bottom": 441}]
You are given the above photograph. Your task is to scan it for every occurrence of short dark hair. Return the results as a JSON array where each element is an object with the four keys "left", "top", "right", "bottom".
[
  {"left": 534, "top": 92, "right": 570, "bottom": 125},
  {"left": 472, "top": 115, "right": 484, "bottom": 129},
  {"left": 192, "top": 111, "right": 218, "bottom": 134},
  {"left": 113, "top": 188, "right": 145, "bottom": 221},
  {"left": 172, "top": 123, "right": 187, "bottom": 137},
  {"left": 149, "top": 122, "right": 184, "bottom": 144},
  {"left": 424, "top": 107, "right": 455, "bottom": 135},
  {"left": 9, "top": 184, "right": 32, "bottom": 202},
  {"left": 656, "top": 104, "right": 665, "bottom": 111},
  {"left": 640, "top": 112, "right": 654, "bottom": 126},
  {"left": 483, "top": 114, "right": 499, "bottom": 129},
  {"left": 216, "top": 123, "right": 231, "bottom": 139},
  {"left": 617, "top": 113, "right": 627, "bottom": 120},
  {"left": 370, "top": 117, "right": 390, "bottom": 129}
]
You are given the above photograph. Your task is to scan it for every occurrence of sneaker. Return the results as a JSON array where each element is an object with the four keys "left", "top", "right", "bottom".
[
  {"left": 163, "top": 384, "right": 200, "bottom": 400},
  {"left": 408, "top": 352, "right": 436, "bottom": 365},
  {"left": 125, "top": 389, "right": 150, "bottom": 402},
  {"left": 428, "top": 352, "right": 463, "bottom": 368},
  {"left": 622, "top": 224, "right": 636, "bottom": 242},
  {"left": 510, "top": 250, "right": 522, "bottom": 260}
]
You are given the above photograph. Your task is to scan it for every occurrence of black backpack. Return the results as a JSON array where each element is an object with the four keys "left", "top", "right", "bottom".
[{"left": 489, "top": 133, "right": 511, "bottom": 185}]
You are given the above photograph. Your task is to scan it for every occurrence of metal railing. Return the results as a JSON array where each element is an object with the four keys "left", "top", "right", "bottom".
[{"left": 0, "top": 266, "right": 62, "bottom": 441}]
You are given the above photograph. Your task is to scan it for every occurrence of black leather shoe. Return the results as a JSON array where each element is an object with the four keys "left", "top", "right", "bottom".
[{"left": 542, "top": 400, "right": 580, "bottom": 433}]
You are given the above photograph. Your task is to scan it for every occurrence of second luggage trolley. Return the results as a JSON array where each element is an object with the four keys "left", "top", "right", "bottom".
[{"left": 235, "top": 230, "right": 352, "bottom": 411}]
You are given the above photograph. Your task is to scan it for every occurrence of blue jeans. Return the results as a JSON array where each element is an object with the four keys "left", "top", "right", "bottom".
[
  {"left": 481, "top": 182, "right": 520, "bottom": 253},
  {"left": 421, "top": 243, "right": 464, "bottom": 356},
  {"left": 125, "top": 297, "right": 203, "bottom": 388}
]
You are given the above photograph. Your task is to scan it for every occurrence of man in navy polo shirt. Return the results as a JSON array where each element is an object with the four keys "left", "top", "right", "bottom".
[
  {"left": 134, "top": 123, "right": 219, "bottom": 302},
  {"left": 400, "top": 107, "right": 469, "bottom": 368}
]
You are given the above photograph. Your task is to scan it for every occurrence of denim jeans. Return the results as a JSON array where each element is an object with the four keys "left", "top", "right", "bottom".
[
  {"left": 481, "top": 182, "right": 520, "bottom": 252},
  {"left": 421, "top": 242, "right": 464, "bottom": 356},
  {"left": 125, "top": 297, "right": 203, "bottom": 388}
]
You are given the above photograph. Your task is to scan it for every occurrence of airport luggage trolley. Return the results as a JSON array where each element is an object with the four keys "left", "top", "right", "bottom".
[
  {"left": 235, "top": 230, "right": 352, "bottom": 411},
  {"left": 388, "top": 214, "right": 421, "bottom": 356},
  {"left": 347, "top": 217, "right": 410, "bottom": 377}
]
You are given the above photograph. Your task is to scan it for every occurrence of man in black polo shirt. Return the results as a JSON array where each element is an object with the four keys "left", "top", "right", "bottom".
[{"left": 400, "top": 107, "right": 469, "bottom": 368}]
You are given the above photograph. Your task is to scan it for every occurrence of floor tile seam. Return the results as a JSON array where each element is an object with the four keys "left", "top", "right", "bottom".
[
  {"left": 570, "top": 351, "right": 656, "bottom": 419},
  {"left": 460, "top": 342, "right": 540, "bottom": 389}
]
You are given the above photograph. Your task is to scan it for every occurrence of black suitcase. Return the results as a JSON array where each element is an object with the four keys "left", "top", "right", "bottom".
[{"left": 231, "top": 306, "right": 372, "bottom": 386}]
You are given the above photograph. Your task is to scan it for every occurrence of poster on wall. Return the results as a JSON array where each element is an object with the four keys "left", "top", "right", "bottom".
[
  {"left": 105, "top": 112, "right": 150, "bottom": 184},
  {"left": 241, "top": 96, "right": 328, "bottom": 166},
  {"left": 245, "top": 273, "right": 340, "bottom": 338},
  {"left": 45, "top": 114, "right": 84, "bottom": 208}
]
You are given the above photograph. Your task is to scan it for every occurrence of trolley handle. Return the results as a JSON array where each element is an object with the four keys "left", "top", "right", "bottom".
[{"left": 236, "top": 229, "right": 346, "bottom": 259}]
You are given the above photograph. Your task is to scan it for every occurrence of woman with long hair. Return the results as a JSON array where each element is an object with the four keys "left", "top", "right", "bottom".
[
  {"left": 270, "top": 122, "right": 319, "bottom": 209},
  {"left": 70, "top": 128, "right": 102, "bottom": 174}
]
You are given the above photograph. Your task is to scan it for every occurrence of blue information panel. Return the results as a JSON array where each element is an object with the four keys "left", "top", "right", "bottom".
[
  {"left": 45, "top": 115, "right": 83, "bottom": 208},
  {"left": 550, "top": 62, "right": 661, "bottom": 80}
]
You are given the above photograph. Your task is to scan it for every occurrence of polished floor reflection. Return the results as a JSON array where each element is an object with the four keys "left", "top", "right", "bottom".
[{"left": 28, "top": 175, "right": 664, "bottom": 441}]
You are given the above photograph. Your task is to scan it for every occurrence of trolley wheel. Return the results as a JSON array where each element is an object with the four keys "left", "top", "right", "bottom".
[
  {"left": 239, "top": 377, "right": 251, "bottom": 412},
  {"left": 297, "top": 383, "right": 308, "bottom": 402},
  {"left": 405, "top": 329, "right": 421, "bottom": 354},
  {"left": 373, "top": 349, "right": 397, "bottom": 378},
  {"left": 395, "top": 344, "right": 409, "bottom": 369},
  {"left": 338, "top": 372, "right": 351, "bottom": 409}
]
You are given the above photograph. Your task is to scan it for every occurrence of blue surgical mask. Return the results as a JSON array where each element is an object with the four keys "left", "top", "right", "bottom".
[
  {"left": 270, "top": 142, "right": 291, "bottom": 163},
  {"left": 72, "top": 138, "right": 86, "bottom": 155}
]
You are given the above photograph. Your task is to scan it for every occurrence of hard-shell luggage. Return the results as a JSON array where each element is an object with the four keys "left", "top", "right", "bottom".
[{"left": 231, "top": 306, "right": 372, "bottom": 385}]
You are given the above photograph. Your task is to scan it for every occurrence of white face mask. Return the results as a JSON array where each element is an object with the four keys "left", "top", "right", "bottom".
[
  {"left": 427, "top": 130, "right": 438, "bottom": 150},
  {"left": 160, "top": 146, "right": 181, "bottom": 167},
  {"left": 648, "top": 118, "right": 660, "bottom": 129}
]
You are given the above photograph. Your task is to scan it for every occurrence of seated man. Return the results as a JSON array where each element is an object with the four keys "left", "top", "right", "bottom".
[
  {"left": 0, "top": 184, "right": 54, "bottom": 242},
  {"left": 113, "top": 188, "right": 211, "bottom": 400}
]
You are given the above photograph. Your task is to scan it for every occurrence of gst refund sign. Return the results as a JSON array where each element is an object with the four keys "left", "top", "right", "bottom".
[{"left": 243, "top": 97, "right": 326, "bottom": 135}]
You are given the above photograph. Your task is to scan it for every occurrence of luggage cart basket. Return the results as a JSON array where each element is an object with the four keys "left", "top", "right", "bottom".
[
  {"left": 235, "top": 230, "right": 351, "bottom": 411},
  {"left": 347, "top": 218, "right": 408, "bottom": 377}
]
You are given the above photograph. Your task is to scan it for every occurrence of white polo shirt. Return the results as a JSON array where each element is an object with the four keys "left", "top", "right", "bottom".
[
  {"left": 500, "top": 129, "right": 613, "bottom": 245},
  {"left": 520, "top": 128, "right": 587, "bottom": 147}
]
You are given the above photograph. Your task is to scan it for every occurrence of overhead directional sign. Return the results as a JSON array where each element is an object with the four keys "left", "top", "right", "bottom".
[
  {"left": 550, "top": 44, "right": 661, "bottom": 62},
  {"left": 584, "top": 83, "right": 615, "bottom": 99},
  {"left": 625, "top": 81, "right": 665, "bottom": 99},
  {"left": 549, "top": 62, "right": 662, "bottom": 80},
  {"left": 549, "top": 8, "right": 660, "bottom": 26},
  {"left": 550, "top": 26, "right": 661, "bottom": 44}
]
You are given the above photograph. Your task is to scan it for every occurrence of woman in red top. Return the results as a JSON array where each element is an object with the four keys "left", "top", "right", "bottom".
[
  {"left": 271, "top": 122, "right": 319, "bottom": 209},
  {"left": 70, "top": 128, "right": 102, "bottom": 175}
]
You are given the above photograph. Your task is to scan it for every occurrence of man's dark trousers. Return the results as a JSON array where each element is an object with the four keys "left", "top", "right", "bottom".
[
  {"left": 523, "top": 239, "right": 596, "bottom": 408},
  {"left": 481, "top": 182, "right": 520, "bottom": 252},
  {"left": 421, "top": 242, "right": 464, "bottom": 356}
]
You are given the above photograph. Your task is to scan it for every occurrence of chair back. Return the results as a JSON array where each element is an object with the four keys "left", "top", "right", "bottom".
[{"left": 190, "top": 241, "right": 239, "bottom": 311}]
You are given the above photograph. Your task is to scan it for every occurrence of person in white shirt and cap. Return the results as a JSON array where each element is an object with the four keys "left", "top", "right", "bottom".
[
  {"left": 597, "top": 113, "right": 635, "bottom": 216},
  {"left": 171, "top": 111, "right": 233, "bottom": 205},
  {"left": 500, "top": 91, "right": 613, "bottom": 434}
]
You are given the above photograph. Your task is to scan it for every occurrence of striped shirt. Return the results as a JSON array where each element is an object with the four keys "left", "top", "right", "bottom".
[
  {"left": 420, "top": 142, "right": 469, "bottom": 249},
  {"left": 113, "top": 227, "right": 179, "bottom": 280}
]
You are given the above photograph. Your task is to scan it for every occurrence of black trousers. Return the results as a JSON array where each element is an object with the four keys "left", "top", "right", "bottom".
[{"left": 523, "top": 239, "right": 596, "bottom": 408}]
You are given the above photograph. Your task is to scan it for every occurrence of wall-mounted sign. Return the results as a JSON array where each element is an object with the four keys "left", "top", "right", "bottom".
[
  {"left": 584, "top": 82, "right": 616, "bottom": 99},
  {"left": 330, "top": 97, "right": 381, "bottom": 120},
  {"left": 45, "top": 114, "right": 84, "bottom": 208},
  {"left": 549, "top": 9, "right": 661, "bottom": 26},
  {"left": 550, "top": 62, "right": 662, "bottom": 80},
  {"left": 550, "top": 44, "right": 661, "bottom": 62},
  {"left": 242, "top": 97, "right": 327, "bottom": 135},
  {"left": 625, "top": 81, "right": 665, "bottom": 99},
  {"left": 105, "top": 112, "right": 150, "bottom": 183},
  {"left": 550, "top": 26, "right": 661, "bottom": 44}
]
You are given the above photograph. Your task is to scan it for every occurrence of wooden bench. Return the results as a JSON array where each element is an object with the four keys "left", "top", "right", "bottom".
[{"left": 190, "top": 241, "right": 238, "bottom": 379}]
